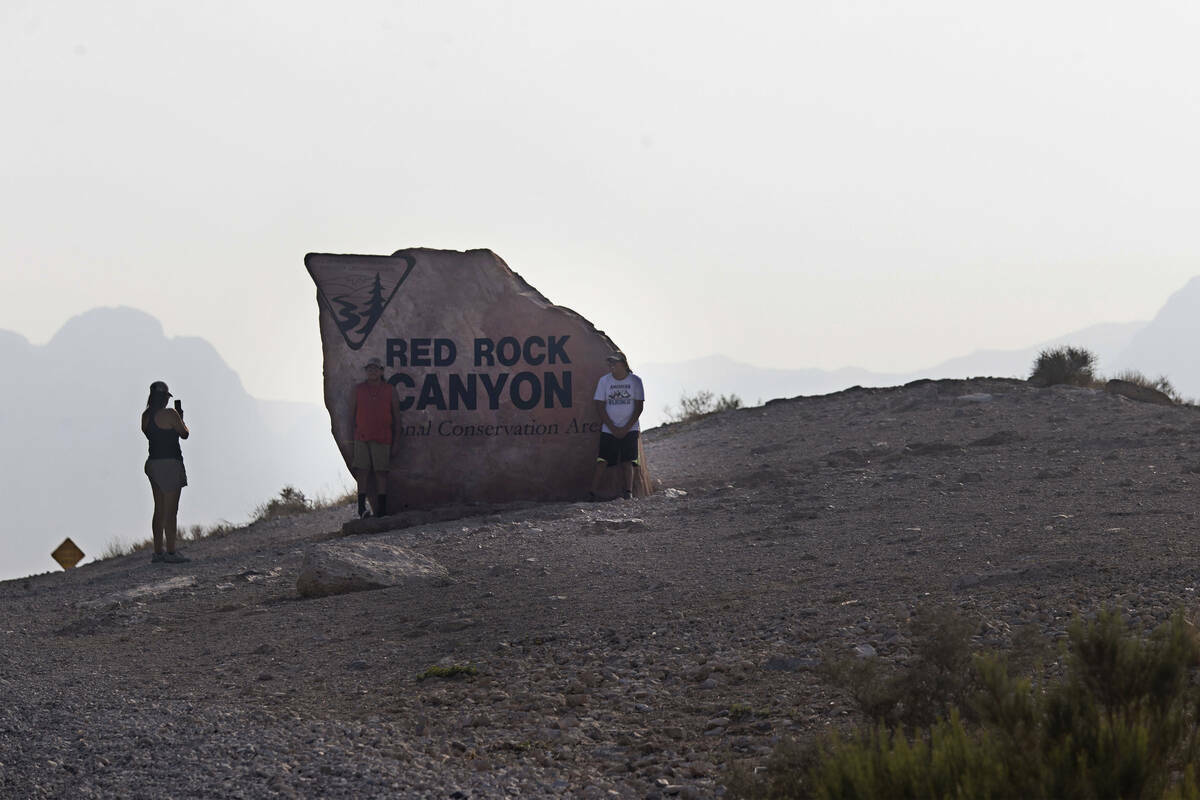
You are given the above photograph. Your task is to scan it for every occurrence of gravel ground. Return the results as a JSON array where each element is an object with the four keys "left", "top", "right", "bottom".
[{"left": 4, "top": 378, "right": 1200, "bottom": 798}]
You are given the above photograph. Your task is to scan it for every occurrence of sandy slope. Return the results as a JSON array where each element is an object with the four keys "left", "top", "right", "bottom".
[{"left": 3, "top": 378, "right": 1200, "bottom": 798}]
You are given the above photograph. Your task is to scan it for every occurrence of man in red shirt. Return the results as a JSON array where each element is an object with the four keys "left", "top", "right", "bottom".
[{"left": 350, "top": 357, "right": 401, "bottom": 517}]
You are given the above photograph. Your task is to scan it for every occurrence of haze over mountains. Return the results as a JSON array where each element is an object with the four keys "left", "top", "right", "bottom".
[
  {"left": 4, "top": 275, "right": 1200, "bottom": 580},
  {"left": 0, "top": 307, "right": 344, "bottom": 581},
  {"left": 642, "top": 276, "right": 1200, "bottom": 425}
]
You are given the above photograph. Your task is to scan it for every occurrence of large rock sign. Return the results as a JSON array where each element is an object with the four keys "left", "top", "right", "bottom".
[{"left": 306, "top": 249, "right": 651, "bottom": 507}]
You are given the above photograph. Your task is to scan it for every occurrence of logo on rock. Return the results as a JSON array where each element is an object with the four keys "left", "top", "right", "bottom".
[{"left": 314, "top": 254, "right": 416, "bottom": 351}]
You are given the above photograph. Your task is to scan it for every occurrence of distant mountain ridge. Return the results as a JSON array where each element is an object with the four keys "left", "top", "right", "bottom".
[
  {"left": 641, "top": 271, "right": 1200, "bottom": 426},
  {"left": 10, "top": 275, "right": 1200, "bottom": 578},
  {"left": 639, "top": 319, "right": 1153, "bottom": 427},
  {"left": 0, "top": 307, "right": 344, "bottom": 581}
]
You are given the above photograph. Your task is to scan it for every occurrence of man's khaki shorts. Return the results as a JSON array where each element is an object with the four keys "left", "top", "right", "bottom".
[{"left": 352, "top": 440, "right": 391, "bottom": 472}]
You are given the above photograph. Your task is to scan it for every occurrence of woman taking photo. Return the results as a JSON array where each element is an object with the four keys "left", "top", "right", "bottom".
[{"left": 141, "top": 380, "right": 190, "bottom": 563}]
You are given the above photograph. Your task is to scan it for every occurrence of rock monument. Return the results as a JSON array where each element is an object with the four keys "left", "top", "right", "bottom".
[{"left": 306, "top": 248, "right": 651, "bottom": 508}]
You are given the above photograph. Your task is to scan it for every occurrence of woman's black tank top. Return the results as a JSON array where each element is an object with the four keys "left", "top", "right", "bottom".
[{"left": 144, "top": 412, "right": 183, "bottom": 461}]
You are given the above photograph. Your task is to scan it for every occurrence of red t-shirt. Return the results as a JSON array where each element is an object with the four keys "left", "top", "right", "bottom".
[{"left": 355, "top": 382, "right": 393, "bottom": 443}]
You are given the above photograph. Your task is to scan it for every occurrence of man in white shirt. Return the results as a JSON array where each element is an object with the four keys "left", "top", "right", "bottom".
[{"left": 590, "top": 351, "right": 645, "bottom": 500}]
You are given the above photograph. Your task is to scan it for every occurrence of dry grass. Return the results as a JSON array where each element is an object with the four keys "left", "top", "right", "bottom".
[{"left": 98, "top": 485, "right": 355, "bottom": 561}]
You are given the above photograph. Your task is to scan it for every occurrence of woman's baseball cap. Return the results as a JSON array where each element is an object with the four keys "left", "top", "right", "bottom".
[{"left": 149, "top": 380, "right": 172, "bottom": 396}]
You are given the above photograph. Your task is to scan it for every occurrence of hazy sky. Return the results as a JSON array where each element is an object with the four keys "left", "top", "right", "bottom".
[{"left": 4, "top": 1, "right": 1199, "bottom": 405}]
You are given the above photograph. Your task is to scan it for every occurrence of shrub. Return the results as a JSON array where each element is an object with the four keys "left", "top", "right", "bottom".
[
  {"left": 99, "top": 537, "right": 150, "bottom": 559},
  {"left": 416, "top": 664, "right": 478, "bottom": 681},
  {"left": 1112, "top": 369, "right": 1182, "bottom": 403},
  {"left": 728, "top": 609, "right": 1200, "bottom": 800},
  {"left": 664, "top": 390, "right": 743, "bottom": 423},
  {"left": 251, "top": 485, "right": 313, "bottom": 521},
  {"left": 1029, "top": 345, "right": 1098, "bottom": 387},
  {"left": 822, "top": 604, "right": 979, "bottom": 729},
  {"left": 183, "top": 521, "right": 239, "bottom": 542}
]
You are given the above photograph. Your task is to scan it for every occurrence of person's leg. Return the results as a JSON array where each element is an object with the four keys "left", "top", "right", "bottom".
[
  {"left": 590, "top": 461, "right": 609, "bottom": 496},
  {"left": 161, "top": 489, "right": 182, "bottom": 553},
  {"left": 150, "top": 483, "right": 165, "bottom": 554},
  {"left": 352, "top": 442, "right": 373, "bottom": 517},
  {"left": 590, "top": 434, "right": 617, "bottom": 499},
  {"left": 621, "top": 462, "right": 635, "bottom": 496},
  {"left": 619, "top": 432, "right": 639, "bottom": 498},
  {"left": 368, "top": 442, "right": 391, "bottom": 516},
  {"left": 354, "top": 469, "right": 372, "bottom": 516},
  {"left": 375, "top": 470, "right": 389, "bottom": 516}
]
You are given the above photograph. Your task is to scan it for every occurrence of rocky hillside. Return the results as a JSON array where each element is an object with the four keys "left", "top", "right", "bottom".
[{"left": 3, "top": 378, "right": 1200, "bottom": 798}]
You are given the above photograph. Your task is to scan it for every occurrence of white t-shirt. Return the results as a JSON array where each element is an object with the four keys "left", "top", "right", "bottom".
[{"left": 594, "top": 372, "right": 645, "bottom": 434}]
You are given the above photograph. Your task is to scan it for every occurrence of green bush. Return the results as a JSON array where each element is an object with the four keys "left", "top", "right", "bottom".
[
  {"left": 665, "top": 390, "right": 743, "bottom": 423},
  {"left": 1029, "top": 345, "right": 1098, "bottom": 387},
  {"left": 822, "top": 604, "right": 979, "bottom": 729},
  {"left": 729, "top": 609, "right": 1200, "bottom": 800}
]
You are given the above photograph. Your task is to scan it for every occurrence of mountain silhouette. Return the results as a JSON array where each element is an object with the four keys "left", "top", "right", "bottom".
[
  {"left": 1114, "top": 276, "right": 1200, "bottom": 400},
  {"left": 0, "top": 307, "right": 345, "bottom": 580}
]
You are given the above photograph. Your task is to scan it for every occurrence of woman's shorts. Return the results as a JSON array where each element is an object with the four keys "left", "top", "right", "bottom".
[
  {"left": 353, "top": 440, "right": 392, "bottom": 472},
  {"left": 145, "top": 458, "right": 188, "bottom": 492},
  {"left": 597, "top": 432, "right": 640, "bottom": 466}
]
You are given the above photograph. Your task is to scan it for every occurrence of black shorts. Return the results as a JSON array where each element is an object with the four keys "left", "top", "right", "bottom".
[{"left": 597, "top": 431, "right": 640, "bottom": 466}]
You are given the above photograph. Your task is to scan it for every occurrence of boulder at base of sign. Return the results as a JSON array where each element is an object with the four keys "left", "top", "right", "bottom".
[
  {"left": 296, "top": 540, "right": 451, "bottom": 598},
  {"left": 306, "top": 248, "right": 652, "bottom": 507}
]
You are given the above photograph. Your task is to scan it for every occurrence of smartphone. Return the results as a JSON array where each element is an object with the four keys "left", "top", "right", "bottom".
[{"left": 174, "top": 399, "right": 183, "bottom": 413}]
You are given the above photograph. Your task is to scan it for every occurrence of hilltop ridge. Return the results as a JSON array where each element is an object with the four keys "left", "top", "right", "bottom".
[{"left": 4, "top": 377, "right": 1200, "bottom": 797}]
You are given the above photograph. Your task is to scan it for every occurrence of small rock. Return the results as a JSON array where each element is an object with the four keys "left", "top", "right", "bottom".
[{"left": 296, "top": 541, "right": 451, "bottom": 598}]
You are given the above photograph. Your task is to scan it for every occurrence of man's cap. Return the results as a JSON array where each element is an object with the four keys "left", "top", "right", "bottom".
[
  {"left": 606, "top": 351, "right": 627, "bottom": 363},
  {"left": 365, "top": 357, "right": 384, "bottom": 369},
  {"left": 149, "top": 380, "right": 172, "bottom": 396}
]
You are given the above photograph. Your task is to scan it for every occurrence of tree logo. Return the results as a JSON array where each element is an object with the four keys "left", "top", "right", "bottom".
[{"left": 313, "top": 254, "right": 416, "bottom": 351}]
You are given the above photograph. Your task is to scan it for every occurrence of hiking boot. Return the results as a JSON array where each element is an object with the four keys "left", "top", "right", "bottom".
[
  {"left": 622, "top": 489, "right": 633, "bottom": 500},
  {"left": 162, "top": 551, "right": 190, "bottom": 564},
  {"left": 150, "top": 551, "right": 165, "bottom": 564}
]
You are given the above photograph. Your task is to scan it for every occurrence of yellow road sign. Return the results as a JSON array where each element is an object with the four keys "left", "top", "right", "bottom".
[{"left": 51, "top": 538, "right": 85, "bottom": 570}]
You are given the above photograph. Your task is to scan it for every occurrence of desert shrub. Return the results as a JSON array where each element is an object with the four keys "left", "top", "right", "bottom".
[
  {"left": 316, "top": 488, "right": 358, "bottom": 508},
  {"left": 725, "top": 737, "right": 820, "bottom": 800},
  {"left": 416, "top": 664, "right": 478, "bottom": 681},
  {"left": 1112, "top": 369, "right": 1182, "bottom": 403},
  {"left": 823, "top": 604, "right": 979, "bottom": 728},
  {"left": 99, "top": 538, "right": 133, "bottom": 559},
  {"left": 97, "top": 536, "right": 155, "bottom": 560},
  {"left": 184, "top": 521, "right": 239, "bottom": 542},
  {"left": 1029, "top": 345, "right": 1098, "bottom": 387},
  {"left": 251, "top": 485, "right": 313, "bottom": 521},
  {"left": 250, "top": 485, "right": 356, "bottom": 522},
  {"left": 729, "top": 609, "right": 1200, "bottom": 800},
  {"left": 665, "top": 390, "right": 743, "bottom": 423}
]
